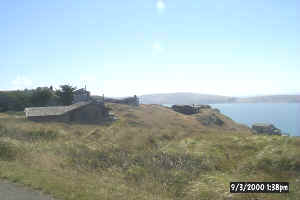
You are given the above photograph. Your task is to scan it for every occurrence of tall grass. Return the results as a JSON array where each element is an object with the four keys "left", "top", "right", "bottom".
[{"left": 0, "top": 124, "right": 58, "bottom": 142}]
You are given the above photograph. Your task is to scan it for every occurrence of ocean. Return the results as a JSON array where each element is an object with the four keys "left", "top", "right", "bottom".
[{"left": 164, "top": 103, "right": 300, "bottom": 136}]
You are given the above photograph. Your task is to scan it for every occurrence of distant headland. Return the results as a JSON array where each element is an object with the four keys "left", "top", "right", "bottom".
[{"left": 139, "top": 93, "right": 300, "bottom": 105}]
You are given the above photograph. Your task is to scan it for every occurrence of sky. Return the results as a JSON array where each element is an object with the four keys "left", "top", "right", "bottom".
[{"left": 0, "top": 0, "right": 299, "bottom": 97}]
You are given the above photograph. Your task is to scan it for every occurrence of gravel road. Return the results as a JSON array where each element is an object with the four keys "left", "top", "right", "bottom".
[{"left": 0, "top": 180, "right": 57, "bottom": 200}]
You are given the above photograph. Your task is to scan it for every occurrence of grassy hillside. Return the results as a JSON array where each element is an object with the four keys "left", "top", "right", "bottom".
[{"left": 0, "top": 104, "right": 299, "bottom": 200}]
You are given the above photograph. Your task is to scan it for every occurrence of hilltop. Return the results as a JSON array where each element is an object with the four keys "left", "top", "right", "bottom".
[{"left": 0, "top": 103, "right": 299, "bottom": 200}]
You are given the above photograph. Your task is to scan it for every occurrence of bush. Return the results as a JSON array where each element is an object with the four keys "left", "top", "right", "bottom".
[
  {"left": 25, "top": 129, "right": 58, "bottom": 141},
  {"left": 0, "top": 141, "right": 19, "bottom": 161}
]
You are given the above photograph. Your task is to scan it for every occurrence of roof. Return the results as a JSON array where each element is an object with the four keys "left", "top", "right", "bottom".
[{"left": 24, "top": 101, "right": 91, "bottom": 117}]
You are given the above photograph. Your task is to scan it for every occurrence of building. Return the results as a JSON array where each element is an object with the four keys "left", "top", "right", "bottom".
[
  {"left": 73, "top": 88, "right": 91, "bottom": 104},
  {"left": 24, "top": 101, "right": 109, "bottom": 124}
]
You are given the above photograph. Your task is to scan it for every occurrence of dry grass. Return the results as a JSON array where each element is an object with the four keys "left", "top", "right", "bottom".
[{"left": 0, "top": 103, "right": 299, "bottom": 200}]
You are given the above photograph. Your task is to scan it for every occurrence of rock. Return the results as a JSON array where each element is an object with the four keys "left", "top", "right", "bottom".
[
  {"left": 172, "top": 105, "right": 198, "bottom": 115},
  {"left": 252, "top": 123, "right": 282, "bottom": 135},
  {"left": 171, "top": 104, "right": 211, "bottom": 115},
  {"left": 108, "top": 112, "right": 118, "bottom": 121},
  {"left": 112, "top": 116, "right": 119, "bottom": 121},
  {"left": 213, "top": 108, "right": 221, "bottom": 113},
  {"left": 197, "top": 113, "right": 224, "bottom": 126}
]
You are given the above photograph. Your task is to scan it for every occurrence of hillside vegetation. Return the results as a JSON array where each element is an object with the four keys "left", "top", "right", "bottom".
[{"left": 0, "top": 103, "right": 299, "bottom": 200}]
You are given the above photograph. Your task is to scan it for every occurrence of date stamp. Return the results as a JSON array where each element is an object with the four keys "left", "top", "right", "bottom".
[{"left": 230, "top": 182, "right": 289, "bottom": 193}]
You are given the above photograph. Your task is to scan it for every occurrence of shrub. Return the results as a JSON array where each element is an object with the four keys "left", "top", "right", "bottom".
[
  {"left": 25, "top": 129, "right": 58, "bottom": 141},
  {"left": 0, "top": 141, "right": 19, "bottom": 161}
]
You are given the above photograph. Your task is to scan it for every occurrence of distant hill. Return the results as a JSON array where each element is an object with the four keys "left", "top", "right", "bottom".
[
  {"left": 140, "top": 93, "right": 235, "bottom": 104},
  {"left": 140, "top": 93, "right": 300, "bottom": 104},
  {"left": 235, "top": 95, "right": 300, "bottom": 103}
]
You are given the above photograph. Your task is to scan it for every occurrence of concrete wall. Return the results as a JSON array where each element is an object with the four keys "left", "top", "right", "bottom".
[
  {"left": 28, "top": 103, "right": 109, "bottom": 124},
  {"left": 28, "top": 114, "right": 70, "bottom": 123},
  {"left": 68, "top": 103, "right": 108, "bottom": 123}
]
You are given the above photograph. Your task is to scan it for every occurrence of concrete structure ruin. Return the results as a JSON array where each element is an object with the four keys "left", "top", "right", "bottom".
[
  {"left": 23, "top": 87, "right": 138, "bottom": 123},
  {"left": 25, "top": 101, "right": 110, "bottom": 124}
]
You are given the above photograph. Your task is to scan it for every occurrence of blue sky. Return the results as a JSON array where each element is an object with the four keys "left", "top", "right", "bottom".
[{"left": 1, "top": 0, "right": 299, "bottom": 97}]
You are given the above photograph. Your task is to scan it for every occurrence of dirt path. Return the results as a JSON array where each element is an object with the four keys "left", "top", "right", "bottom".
[{"left": 0, "top": 180, "right": 57, "bottom": 200}]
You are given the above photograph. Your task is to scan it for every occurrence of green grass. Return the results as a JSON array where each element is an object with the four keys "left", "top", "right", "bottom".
[{"left": 0, "top": 103, "right": 299, "bottom": 200}]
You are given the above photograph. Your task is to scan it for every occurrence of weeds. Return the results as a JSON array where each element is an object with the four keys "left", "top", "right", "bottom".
[
  {"left": 0, "top": 125, "right": 58, "bottom": 142},
  {"left": 66, "top": 145, "right": 131, "bottom": 170},
  {"left": 25, "top": 129, "right": 58, "bottom": 141}
]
